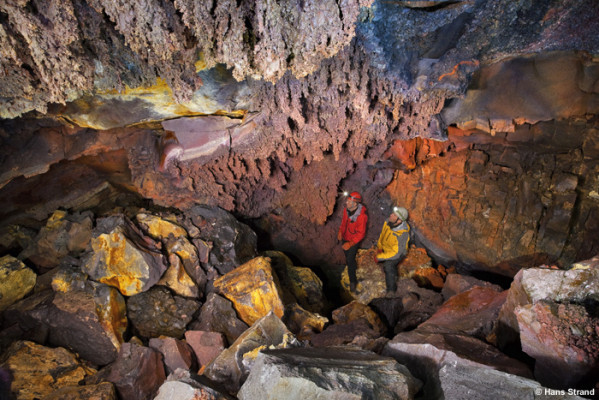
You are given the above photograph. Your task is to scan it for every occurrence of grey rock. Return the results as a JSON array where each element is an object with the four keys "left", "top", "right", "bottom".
[
  {"left": 438, "top": 362, "right": 585, "bottom": 400},
  {"left": 127, "top": 286, "right": 200, "bottom": 339},
  {"left": 190, "top": 292, "right": 249, "bottom": 345},
  {"left": 238, "top": 347, "right": 421, "bottom": 400},
  {"left": 382, "top": 330, "right": 532, "bottom": 399}
]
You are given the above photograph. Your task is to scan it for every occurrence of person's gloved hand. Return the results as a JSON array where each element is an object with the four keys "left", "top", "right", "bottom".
[
  {"left": 377, "top": 249, "right": 382, "bottom": 254},
  {"left": 373, "top": 253, "right": 379, "bottom": 263},
  {"left": 342, "top": 242, "right": 352, "bottom": 251},
  {"left": 337, "top": 232, "right": 342, "bottom": 241}
]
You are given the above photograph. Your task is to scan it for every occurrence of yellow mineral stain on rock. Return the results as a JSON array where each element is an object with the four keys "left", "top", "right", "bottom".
[
  {"left": 2, "top": 341, "right": 95, "bottom": 400},
  {"left": 95, "top": 287, "right": 128, "bottom": 349},
  {"left": 88, "top": 231, "right": 147, "bottom": 296},
  {"left": 213, "top": 257, "right": 285, "bottom": 326},
  {"left": 0, "top": 255, "right": 37, "bottom": 311},
  {"left": 136, "top": 213, "right": 188, "bottom": 240}
]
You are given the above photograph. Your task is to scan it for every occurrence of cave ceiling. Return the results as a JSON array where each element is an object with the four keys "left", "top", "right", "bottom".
[{"left": 1, "top": 0, "right": 599, "bottom": 275}]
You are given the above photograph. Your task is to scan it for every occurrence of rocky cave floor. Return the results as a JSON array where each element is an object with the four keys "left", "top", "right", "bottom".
[{"left": 0, "top": 196, "right": 598, "bottom": 400}]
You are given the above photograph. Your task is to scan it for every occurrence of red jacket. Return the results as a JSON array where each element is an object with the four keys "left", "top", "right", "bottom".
[{"left": 339, "top": 204, "right": 368, "bottom": 246}]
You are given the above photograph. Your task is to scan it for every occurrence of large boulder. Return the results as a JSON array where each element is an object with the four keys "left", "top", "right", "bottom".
[
  {"left": 83, "top": 216, "right": 167, "bottom": 296},
  {"left": 20, "top": 210, "right": 93, "bottom": 269},
  {"left": 438, "top": 362, "right": 586, "bottom": 400},
  {"left": 419, "top": 286, "right": 507, "bottom": 340},
  {"left": 3, "top": 269, "right": 127, "bottom": 366},
  {"left": 213, "top": 256, "right": 285, "bottom": 326},
  {"left": 238, "top": 347, "right": 421, "bottom": 400},
  {"left": 127, "top": 286, "right": 200, "bottom": 339},
  {"left": 516, "top": 300, "right": 599, "bottom": 388},
  {"left": 497, "top": 258, "right": 599, "bottom": 350},
  {"left": 382, "top": 330, "right": 532, "bottom": 399},
  {"left": 185, "top": 206, "right": 257, "bottom": 275},
  {"left": 89, "top": 343, "right": 166, "bottom": 400},
  {"left": 264, "top": 250, "right": 327, "bottom": 314},
  {"left": 441, "top": 273, "right": 503, "bottom": 301},
  {"left": 204, "top": 312, "right": 299, "bottom": 393},
  {"left": 0, "top": 341, "right": 95, "bottom": 400},
  {"left": 0, "top": 255, "right": 36, "bottom": 312},
  {"left": 190, "top": 293, "right": 248, "bottom": 345},
  {"left": 136, "top": 212, "right": 207, "bottom": 294}
]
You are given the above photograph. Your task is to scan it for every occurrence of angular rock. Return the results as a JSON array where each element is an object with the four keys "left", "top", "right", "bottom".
[
  {"left": 264, "top": 250, "right": 326, "bottom": 314},
  {"left": 157, "top": 254, "right": 199, "bottom": 298},
  {"left": 83, "top": 215, "right": 167, "bottom": 296},
  {"left": 135, "top": 212, "right": 189, "bottom": 240},
  {"left": 213, "top": 256, "right": 285, "bottom": 326},
  {"left": 154, "top": 369, "right": 235, "bottom": 400},
  {"left": 149, "top": 337, "right": 197, "bottom": 375},
  {"left": 20, "top": 210, "right": 93, "bottom": 270},
  {"left": 0, "top": 341, "right": 95, "bottom": 400},
  {"left": 190, "top": 293, "right": 249, "bottom": 345},
  {"left": 516, "top": 300, "right": 599, "bottom": 388},
  {"left": 46, "top": 283, "right": 126, "bottom": 366},
  {"left": 332, "top": 300, "right": 387, "bottom": 337},
  {"left": 441, "top": 273, "right": 503, "bottom": 301},
  {"left": 41, "top": 382, "right": 117, "bottom": 400},
  {"left": 382, "top": 331, "right": 532, "bottom": 399},
  {"left": 186, "top": 206, "right": 257, "bottom": 275},
  {"left": 91, "top": 343, "right": 166, "bottom": 400},
  {"left": 184, "top": 331, "right": 225, "bottom": 372},
  {"left": 136, "top": 212, "right": 206, "bottom": 294},
  {"left": 0, "top": 224, "right": 36, "bottom": 255},
  {"left": 204, "top": 312, "right": 298, "bottom": 393},
  {"left": 497, "top": 260, "right": 599, "bottom": 350},
  {"left": 0, "top": 255, "right": 36, "bottom": 311},
  {"left": 238, "top": 347, "right": 421, "bottom": 400},
  {"left": 127, "top": 286, "right": 200, "bottom": 339},
  {"left": 282, "top": 303, "right": 329, "bottom": 341},
  {"left": 3, "top": 272, "right": 127, "bottom": 366},
  {"left": 165, "top": 236, "right": 206, "bottom": 293},
  {"left": 397, "top": 246, "right": 433, "bottom": 277},
  {"left": 438, "top": 362, "right": 585, "bottom": 400},
  {"left": 420, "top": 286, "right": 507, "bottom": 340}
]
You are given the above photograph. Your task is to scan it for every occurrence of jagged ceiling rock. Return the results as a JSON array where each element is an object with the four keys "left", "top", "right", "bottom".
[{"left": 0, "top": 0, "right": 372, "bottom": 119}]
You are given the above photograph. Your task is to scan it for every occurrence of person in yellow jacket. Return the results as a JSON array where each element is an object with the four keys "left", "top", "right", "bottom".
[{"left": 374, "top": 206, "right": 410, "bottom": 295}]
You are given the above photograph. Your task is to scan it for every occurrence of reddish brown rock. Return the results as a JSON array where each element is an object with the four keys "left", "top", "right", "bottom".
[
  {"left": 91, "top": 343, "right": 166, "bottom": 400},
  {"left": 184, "top": 331, "right": 225, "bottom": 373},
  {"left": 441, "top": 273, "right": 503, "bottom": 301},
  {"left": 516, "top": 300, "right": 599, "bottom": 388},
  {"left": 411, "top": 267, "right": 445, "bottom": 290},
  {"left": 420, "top": 286, "right": 508, "bottom": 340},
  {"left": 149, "top": 337, "right": 197, "bottom": 375},
  {"left": 310, "top": 318, "right": 381, "bottom": 349}
]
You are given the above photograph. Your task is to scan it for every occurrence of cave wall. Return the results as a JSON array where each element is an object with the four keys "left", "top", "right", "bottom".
[{"left": 1, "top": 0, "right": 599, "bottom": 276}]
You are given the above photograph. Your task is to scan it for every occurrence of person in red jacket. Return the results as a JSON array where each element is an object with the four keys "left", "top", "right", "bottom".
[{"left": 338, "top": 191, "right": 368, "bottom": 292}]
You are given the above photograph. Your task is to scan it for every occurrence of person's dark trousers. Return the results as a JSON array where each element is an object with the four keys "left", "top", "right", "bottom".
[
  {"left": 343, "top": 244, "right": 359, "bottom": 287},
  {"left": 382, "top": 259, "right": 400, "bottom": 292}
]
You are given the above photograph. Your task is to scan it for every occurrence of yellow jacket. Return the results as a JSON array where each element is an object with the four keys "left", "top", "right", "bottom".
[{"left": 377, "top": 221, "right": 410, "bottom": 261}]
